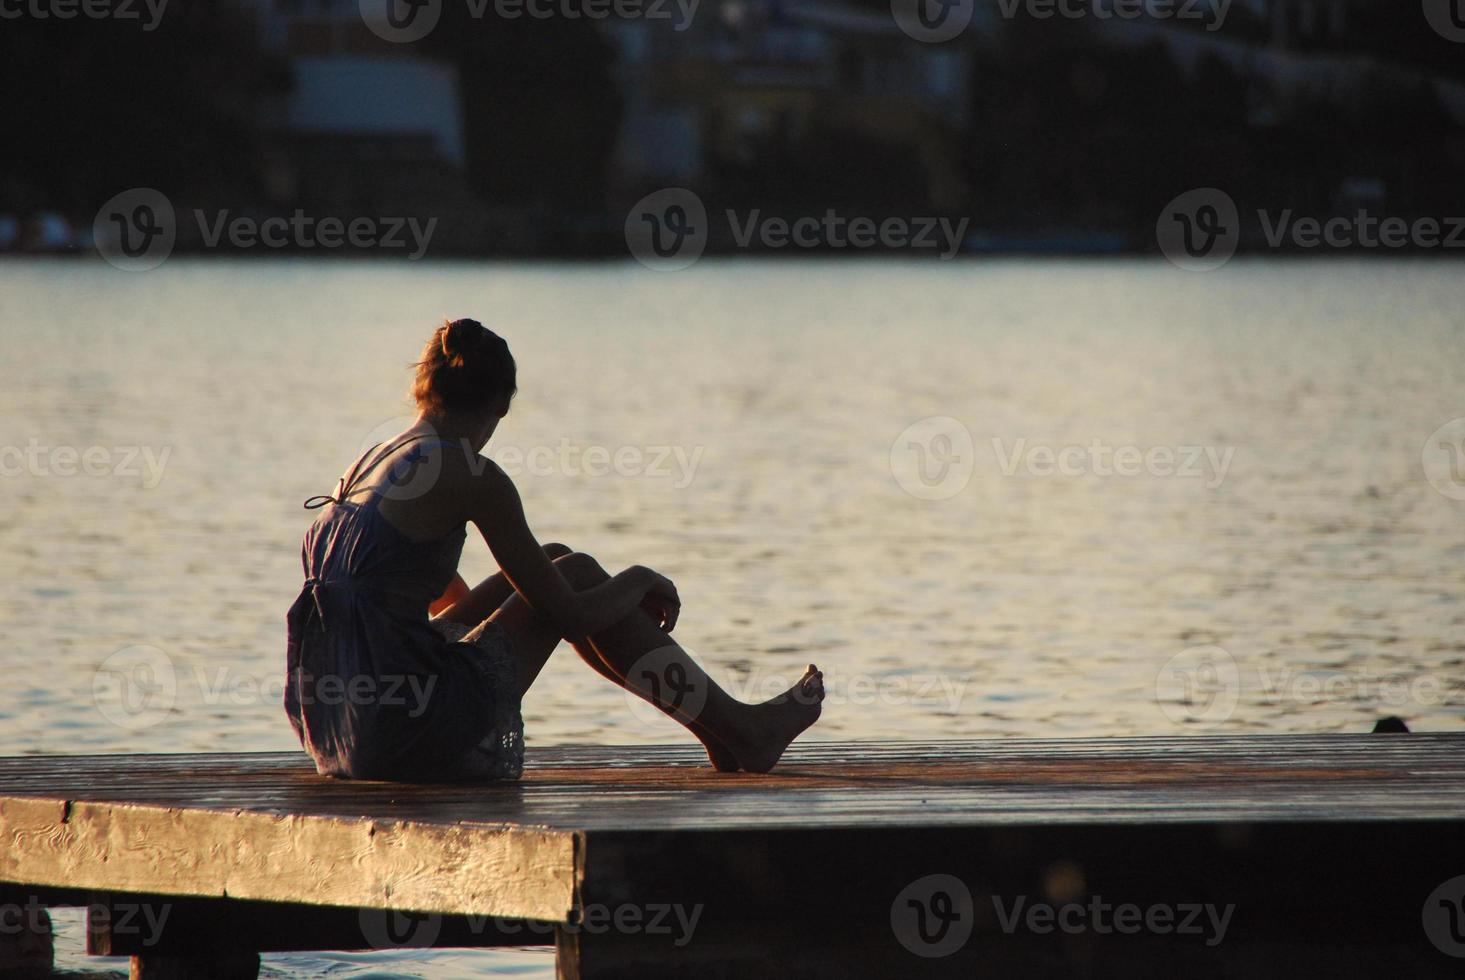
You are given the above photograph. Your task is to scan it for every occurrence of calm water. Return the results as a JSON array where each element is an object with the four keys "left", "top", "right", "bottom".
[{"left": 3, "top": 257, "right": 1464, "bottom": 977}]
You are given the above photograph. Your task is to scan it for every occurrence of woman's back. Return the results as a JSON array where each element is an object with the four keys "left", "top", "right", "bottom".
[
  {"left": 301, "top": 434, "right": 466, "bottom": 601},
  {"left": 285, "top": 433, "right": 518, "bottom": 781}
]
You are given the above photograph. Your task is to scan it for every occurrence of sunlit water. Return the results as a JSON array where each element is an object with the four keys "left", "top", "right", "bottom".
[{"left": 2, "top": 257, "right": 1463, "bottom": 977}]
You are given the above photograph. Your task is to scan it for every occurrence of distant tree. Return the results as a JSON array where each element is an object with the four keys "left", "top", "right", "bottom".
[
  {"left": 1345, "top": 1, "right": 1465, "bottom": 82},
  {"left": 965, "top": 18, "right": 1209, "bottom": 231},
  {"left": 421, "top": 8, "right": 623, "bottom": 212},
  {"left": 0, "top": 2, "right": 287, "bottom": 214}
]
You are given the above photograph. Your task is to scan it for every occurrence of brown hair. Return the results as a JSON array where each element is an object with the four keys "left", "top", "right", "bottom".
[{"left": 412, "top": 318, "right": 517, "bottom": 416}]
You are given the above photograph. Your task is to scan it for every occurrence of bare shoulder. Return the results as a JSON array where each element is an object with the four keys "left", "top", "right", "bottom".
[{"left": 439, "top": 447, "right": 521, "bottom": 519}]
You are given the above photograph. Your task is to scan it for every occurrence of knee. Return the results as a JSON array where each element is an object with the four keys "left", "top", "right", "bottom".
[
  {"left": 553, "top": 551, "right": 609, "bottom": 587},
  {"left": 542, "top": 542, "right": 572, "bottom": 559}
]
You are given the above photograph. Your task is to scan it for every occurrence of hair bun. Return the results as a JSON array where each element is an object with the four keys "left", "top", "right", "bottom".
[
  {"left": 414, "top": 317, "right": 517, "bottom": 417},
  {"left": 440, "top": 318, "right": 484, "bottom": 366}
]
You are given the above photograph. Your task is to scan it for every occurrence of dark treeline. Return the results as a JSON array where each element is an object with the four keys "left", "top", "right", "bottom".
[
  {"left": 3, "top": 0, "right": 1462, "bottom": 256},
  {"left": 0, "top": 5, "right": 286, "bottom": 218},
  {"left": 964, "top": 14, "right": 1465, "bottom": 244}
]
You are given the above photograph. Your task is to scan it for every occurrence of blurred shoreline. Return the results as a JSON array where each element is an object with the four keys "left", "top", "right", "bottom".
[
  {"left": 8, "top": 220, "right": 1465, "bottom": 260},
  {"left": 7, "top": 1, "right": 1464, "bottom": 264}
]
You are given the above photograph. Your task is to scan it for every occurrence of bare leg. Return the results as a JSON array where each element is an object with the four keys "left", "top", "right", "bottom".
[
  {"left": 490, "top": 552, "right": 825, "bottom": 774},
  {"left": 478, "top": 562, "right": 743, "bottom": 770}
]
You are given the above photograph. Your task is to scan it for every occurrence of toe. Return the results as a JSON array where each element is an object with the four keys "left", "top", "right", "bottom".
[{"left": 801, "top": 672, "right": 825, "bottom": 701}]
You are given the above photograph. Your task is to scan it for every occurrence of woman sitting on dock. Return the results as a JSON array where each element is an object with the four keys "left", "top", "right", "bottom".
[{"left": 285, "top": 318, "right": 824, "bottom": 782}]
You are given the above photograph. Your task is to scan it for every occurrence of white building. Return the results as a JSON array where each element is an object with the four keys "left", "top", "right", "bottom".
[{"left": 238, "top": 0, "right": 468, "bottom": 205}]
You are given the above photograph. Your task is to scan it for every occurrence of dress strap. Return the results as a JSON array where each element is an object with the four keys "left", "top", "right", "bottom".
[{"left": 302, "top": 433, "right": 441, "bottom": 510}]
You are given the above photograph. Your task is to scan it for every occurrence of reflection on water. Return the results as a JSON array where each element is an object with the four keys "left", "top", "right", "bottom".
[
  {"left": 3, "top": 257, "right": 1464, "bottom": 977},
  {"left": 45, "top": 907, "right": 552, "bottom": 978}
]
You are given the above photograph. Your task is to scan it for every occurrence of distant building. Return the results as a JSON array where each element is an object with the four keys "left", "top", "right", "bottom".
[
  {"left": 1260, "top": 0, "right": 1352, "bottom": 49},
  {"left": 603, "top": 0, "right": 976, "bottom": 211},
  {"left": 238, "top": 0, "right": 472, "bottom": 225}
]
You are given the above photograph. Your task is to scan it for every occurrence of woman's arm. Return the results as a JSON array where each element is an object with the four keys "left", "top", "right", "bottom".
[
  {"left": 461, "top": 461, "right": 677, "bottom": 639},
  {"left": 428, "top": 573, "right": 470, "bottom": 617}
]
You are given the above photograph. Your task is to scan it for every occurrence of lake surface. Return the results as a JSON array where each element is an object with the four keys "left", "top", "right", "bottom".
[{"left": 2, "top": 257, "right": 1463, "bottom": 977}]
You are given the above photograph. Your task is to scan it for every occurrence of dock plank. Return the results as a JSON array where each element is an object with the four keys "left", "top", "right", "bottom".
[
  {"left": 1, "top": 734, "right": 1462, "bottom": 830},
  {"left": 3, "top": 735, "right": 1463, "bottom": 978}
]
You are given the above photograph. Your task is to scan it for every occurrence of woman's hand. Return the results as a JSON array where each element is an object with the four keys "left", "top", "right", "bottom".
[
  {"left": 461, "top": 459, "right": 686, "bottom": 637},
  {"left": 637, "top": 567, "right": 681, "bottom": 633},
  {"left": 428, "top": 572, "right": 470, "bottom": 617}
]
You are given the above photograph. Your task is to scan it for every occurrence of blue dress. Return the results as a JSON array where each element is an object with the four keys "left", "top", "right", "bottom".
[{"left": 284, "top": 434, "right": 523, "bottom": 782}]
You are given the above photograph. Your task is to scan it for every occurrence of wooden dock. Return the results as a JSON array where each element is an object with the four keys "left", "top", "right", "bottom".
[{"left": 2, "top": 734, "right": 1464, "bottom": 978}]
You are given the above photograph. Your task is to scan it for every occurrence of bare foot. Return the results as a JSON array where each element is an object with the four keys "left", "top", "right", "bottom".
[
  {"left": 691, "top": 723, "right": 741, "bottom": 772},
  {"left": 728, "top": 664, "right": 825, "bottom": 774}
]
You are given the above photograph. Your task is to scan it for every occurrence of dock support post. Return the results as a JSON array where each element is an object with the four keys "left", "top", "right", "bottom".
[
  {"left": 87, "top": 893, "right": 260, "bottom": 980},
  {"left": 0, "top": 888, "right": 52, "bottom": 980},
  {"left": 554, "top": 926, "right": 580, "bottom": 980}
]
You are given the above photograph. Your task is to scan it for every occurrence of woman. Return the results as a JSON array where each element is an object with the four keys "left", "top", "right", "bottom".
[{"left": 285, "top": 318, "right": 824, "bottom": 781}]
